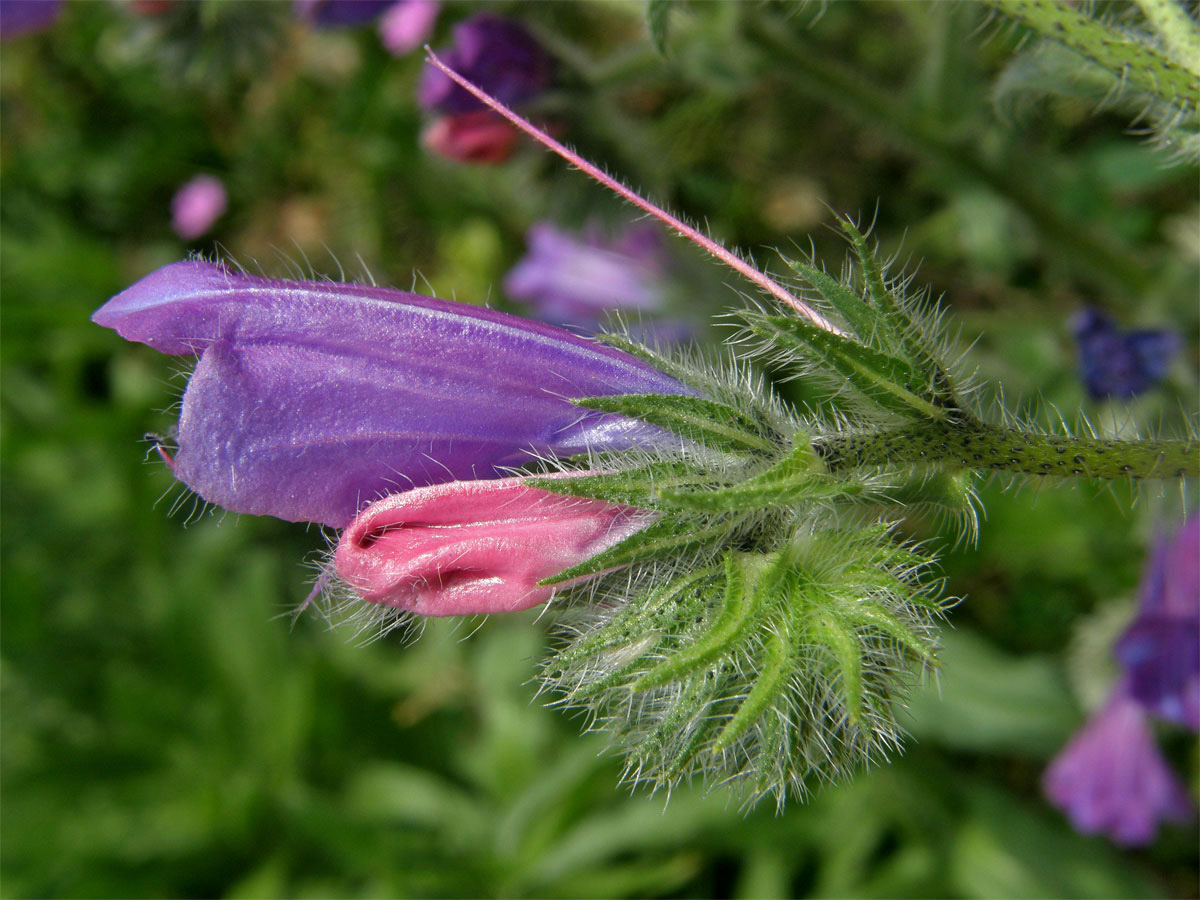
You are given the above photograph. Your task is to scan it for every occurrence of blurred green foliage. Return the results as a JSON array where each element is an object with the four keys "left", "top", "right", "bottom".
[{"left": 2, "top": 1, "right": 1196, "bottom": 897}]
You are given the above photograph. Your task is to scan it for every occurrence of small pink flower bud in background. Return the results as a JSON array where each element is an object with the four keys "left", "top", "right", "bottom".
[
  {"left": 422, "top": 110, "right": 518, "bottom": 165},
  {"left": 333, "top": 475, "right": 654, "bottom": 616},
  {"left": 171, "top": 175, "right": 227, "bottom": 241},
  {"left": 379, "top": 0, "right": 438, "bottom": 56}
]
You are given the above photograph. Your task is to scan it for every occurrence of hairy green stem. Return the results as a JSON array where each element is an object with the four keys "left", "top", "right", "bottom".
[
  {"left": 746, "top": 12, "right": 1155, "bottom": 295},
  {"left": 814, "top": 420, "right": 1198, "bottom": 480},
  {"left": 990, "top": 0, "right": 1200, "bottom": 108},
  {"left": 1135, "top": 0, "right": 1200, "bottom": 78}
]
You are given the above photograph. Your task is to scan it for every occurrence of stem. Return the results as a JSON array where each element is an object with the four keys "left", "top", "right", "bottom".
[
  {"left": 746, "top": 13, "right": 1155, "bottom": 296},
  {"left": 423, "top": 49, "right": 840, "bottom": 332},
  {"left": 1135, "top": 0, "right": 1200, "bottom": 80},
  {"left": 814, "top": 420, "right": 1198, "bottom": 480},
  {"left": 990, "top": 0, "right": 1200, "bottom": 108}
]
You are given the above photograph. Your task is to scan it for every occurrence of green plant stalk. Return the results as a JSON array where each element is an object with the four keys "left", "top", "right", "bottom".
[
  {"left": 1136, "top": 0, "right": 1200, "bottom": 78},
  {"left": 746, "top": 12, "right": 1155, "bottom": 295},
  {"left": 991, "top": 0, "right": 1200, "bottom": 108},
  {"left": 814, "top": 420, "right": 1198, "bottom": 480}
]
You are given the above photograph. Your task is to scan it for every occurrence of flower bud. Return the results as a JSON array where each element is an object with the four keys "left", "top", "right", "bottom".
[{"left": 333, "top": 475, "right": 655, "bottom": 616}]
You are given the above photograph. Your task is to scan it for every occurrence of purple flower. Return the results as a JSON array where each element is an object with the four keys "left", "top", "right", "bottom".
[
  {"left": 1043, "top": 686, "right": 1194, "bottom": 846},
  {"left": 504, "top": 223, "right": 672, "bottom": 332},
  {"left": 1070, "top": 307, "right": 1179, "bottom": 400},
  {"left": 92, "top": 261, "right": 691, "bottom": 528},
  {"left": 171, "top": 175, "right": 227, "bottom": 241},
  {"left": 418, "top": 13, "right": 553, "bottom": 115},
  {"left": 379, "top": 0, "right": 438, "bottom": 56},
  {"left": 1115, "top": 517, "right": 1200, "bottom": 730},
  {"left": 294, "top": 0, "right": 394, "bottom": 27},
  {"left": 0, "top": 0, "right": 61, "bottom": 39}
]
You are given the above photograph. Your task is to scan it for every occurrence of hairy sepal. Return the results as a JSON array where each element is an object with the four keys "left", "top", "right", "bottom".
[
  {"left": 542, "top": 524, "right": 948, "bottom": 807},
  {"left": 745, "top": 312, "right": 949, "bottom": 421}
]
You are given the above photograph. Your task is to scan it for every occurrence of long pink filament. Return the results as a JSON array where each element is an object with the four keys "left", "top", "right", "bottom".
[{"left": 424, "top": 50, "right": 837, "bottom": 332}]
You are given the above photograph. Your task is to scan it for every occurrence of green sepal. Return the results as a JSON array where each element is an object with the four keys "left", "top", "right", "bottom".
[
  {"left": 554, "top": 567, "right": 722, "bottom": 669},
  {"left": 594, "top": 333, "right": 698, "bottom": 386},
  {"left": 784, "top": 257, "right": 879, "bottom": 343},
  {"left": 712, "top": 625, "right": 791, "bottom": 751},
  {"left": 748, "top": 313, "right": 948, "bottom": 421},
  {"left": 573, "top": 393, "right": 778, "bottom": 454},
  {"left": 834, "top": 216, "right": 958, "bottom": 404},
  {"left": 657, "top": 438, "right": 865, "bottom": 511},
  {"left": 539, "top": 516, "right": 736, "bottom": 585},
  {"left": 527, "top": 460, "right": 709, "bottom": 508},
  {"left": 633, "top": 553, "right": 763, "bottom": 691},
  {"left": 808, "top": 615, "right": 864, "bottom": 725},
  {"left": 845, "top": 601, "right": 937, "bottom": 666}
]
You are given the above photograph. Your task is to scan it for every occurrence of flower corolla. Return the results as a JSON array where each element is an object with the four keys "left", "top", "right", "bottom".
[
  {"left": 92, "top": 260, "right": 691, "bottom": 527},
  {"left": 1114, "top": 517, "right": 1200, "bottom": 730},
  {"left": 1042, "top": 686, "right": 1194, "bottom": 845},
  {"left": 504, "top": 222, "right": 675, "bottom": 332},
  {"left": 333, "top": 474, "right": 655, "bottom": 616}
]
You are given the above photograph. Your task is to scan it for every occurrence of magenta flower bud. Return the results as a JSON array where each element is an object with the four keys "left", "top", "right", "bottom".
[
  {"left": 422, "top": 110, "right": 519, "bottom": 164},
  {"left": 171, "top": 175, "right": 227, "bottom": 241},
  {"left": 418, "top": 13, "right": 553, "bottom": 115},
  {"left": 92, "top": 260, "right": 691, "bottom": 527},
  {"left": 334, "top": 475, "right": 654, "bottom": 616},
  {"left": 1043, "top": 686, "right": 1194, "bottom": 845},
  {"left": 379, "top": 0, "right": 438, "bottom": 55}
]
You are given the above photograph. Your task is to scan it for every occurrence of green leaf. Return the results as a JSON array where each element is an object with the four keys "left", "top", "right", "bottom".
[
  {"left": 574, "top": 393, "right": 778, "bottom": 454},
  {"left": 646, "top": 0, "right": 675, "bottom": 55},
  {"left": 749, "top": 314, "right": 949, "bottom": 420}
]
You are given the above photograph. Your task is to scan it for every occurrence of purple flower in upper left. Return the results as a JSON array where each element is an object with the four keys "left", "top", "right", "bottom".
[{"left": 0, "top": 0, "right": 61, "bottom": 39}]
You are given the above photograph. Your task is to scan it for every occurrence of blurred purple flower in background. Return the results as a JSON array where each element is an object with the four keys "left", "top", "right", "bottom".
[
  {"left": 1044, "top": 516, "right": 1199, "bottom": 845},
  {"left": 92, "top": 261, "right": 691, "bottom": 528},
  {"left": 379, "top": 0, "right": 438, "bottom": 55},
  {"left": 1115, "top": 517, "right": 1200, "bottom": 731},
  {"left": 422, "top": 109, "right": 518, "bottom": 165},
  {"left": 294, "top": 0, "right": 394, "bottom": 27},
  {"left": 1043, "top": 686, "right": 1194, "bottom": 846},
  {"left": 0, "top": 0, "right": 61, "bottom": 39},
  {"left": 171, "top": 175, "right": 227, "bottom": 241},
  {"left": 1070, "top": 307, "right": 1179, "bottom": 400},
  {"left": 418, "top": 13, "right": 553, "bottom": 115},
  {"left": 505, "top": 222, "right": 680, "bottom": 333}
]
